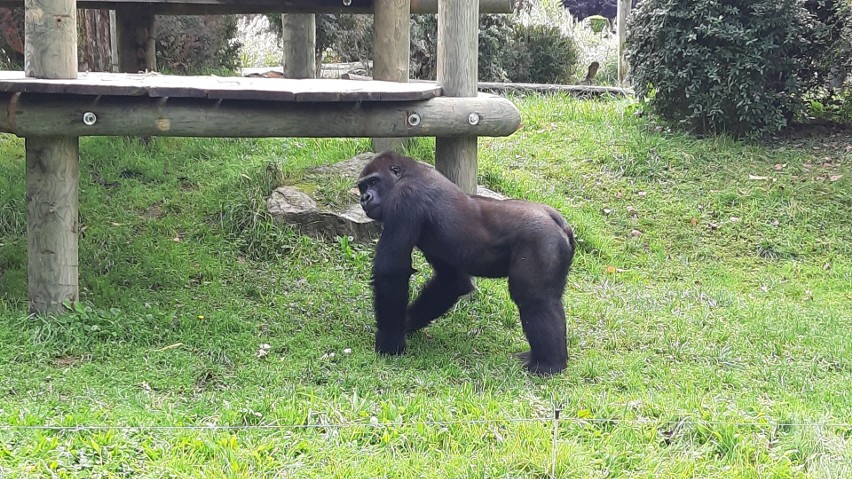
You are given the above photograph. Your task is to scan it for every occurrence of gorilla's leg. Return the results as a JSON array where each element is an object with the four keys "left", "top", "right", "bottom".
[
  {"left": 508, "top": 244, "right": 570, "bottom": 375},
  {"left": 512, "top": 298, "right": 568, "bottom": 375},
  {"left": 407, "top": 260, "right": 474, "bottom": 333}
]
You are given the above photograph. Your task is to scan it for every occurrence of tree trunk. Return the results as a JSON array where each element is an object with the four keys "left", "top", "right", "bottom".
[{"left": 77, "top": 8, "right": 112, "bottom": 72}]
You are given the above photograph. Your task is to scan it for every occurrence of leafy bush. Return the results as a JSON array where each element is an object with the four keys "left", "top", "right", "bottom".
[
  {"left": 156, "top": 15, "right": 242, "bottom": 73},
  {"left": 799, "top": 0, "right": 852, "bottom": 92},
  {"left": 505, "top": 23, "right": 579, "bottom": 84},
  {"left": 627, "top": 0, "right": 852, "bottom": 137}
]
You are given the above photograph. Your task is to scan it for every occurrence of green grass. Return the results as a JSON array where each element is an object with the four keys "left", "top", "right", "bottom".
[{"left": 1, "top": 95, "right": 851, "bottom": 478}]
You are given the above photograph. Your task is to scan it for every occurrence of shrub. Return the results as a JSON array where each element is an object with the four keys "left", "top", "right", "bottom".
[
  {"left": 799, "top": 0, "right": 852, "bottom": 92},
  {"left": 156, "top": 15, "right": 241, "bottom": 73},
  {"left": 627, "top": 0, "right": 841, "bottom": 137},
  {"left": 505, "top": 23, "right": 579, "bottom": 84}
]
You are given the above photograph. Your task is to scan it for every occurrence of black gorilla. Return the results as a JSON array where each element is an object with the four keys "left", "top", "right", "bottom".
[{"left": 357, "top": 151, "right": 575, "bottom": 375}]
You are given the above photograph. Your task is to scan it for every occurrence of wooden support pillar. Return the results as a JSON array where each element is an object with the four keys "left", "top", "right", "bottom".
[
  {"left": 282, "top": 13, "right": 316, "bottom": 79},
  {"left": 435, "top": 0, "right": 478, "bottom": 194},
  {"left": 115, "top": 6, "right": 155, "bottom": 73},
  {"left": 372, "top": 0, "right": 410, "bottom": 153},
  {"left": 24, "top": 0, "right": 80, "bottom": 314},
  {"left": 616, "top": 0, "right": 631, "bottom": 84}
]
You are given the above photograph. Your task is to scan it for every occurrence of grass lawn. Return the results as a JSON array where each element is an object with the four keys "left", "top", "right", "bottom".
[{"left": 0, "top": 95, "right": 850, "bottom": 478}]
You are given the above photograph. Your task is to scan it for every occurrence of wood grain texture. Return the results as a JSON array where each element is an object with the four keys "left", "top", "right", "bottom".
[
  {"left": 617, "top": 0, "right": 630, "bottom": 84},
  {"left": 0, "top": 92, "right": 521, "bottom": 138},
  {"left": 436, "top": 0, "right": 479, "bottom": 193},
  {"left": 24, "top": 0, "right": 78, "bottom": 79},
  {"left": 25, "top": 0, "right": 80, "bottom": 314},
  {"left": 372, "top": 0, "right": 410, "bottom": 153},
  {"left": 282, "top": 13, "right": 316, "bottom": 79},
  {"left": 0, "top": 71, "right": 443, "bottom": 101},
  {"left": 0, "top": 0, "right": 514, "bottom": 14},
  {"left": 115, "top": 7, "right": 156, "bottom": 73},
  {"left": 25, "top": 137, "right": 79, "bottom": 314}
]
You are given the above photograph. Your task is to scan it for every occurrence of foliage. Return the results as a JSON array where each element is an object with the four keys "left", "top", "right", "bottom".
[
  {"left": 799, "top": 0, "right": 852, "bottom": 92},
  {"left": 0, "top": 7, "right": 23, "bottom": 69},
  {"left": 410, "top": 14, "right": 517, "bottom": 82},
  {"left": 410, "top": 14, "right": 578, "bottom": 83},
  {"left": 560, "top": 0, "right": 638, "bottom": 20},
  {"left": 266, "top": 14, "right": 374, "bottom": 68},
  {"left": 316, "top": 14, "right": 374, "bottom": 64},
  {"left": 505, "top": 22, "right": 580, "bottom": 84},
  {"left": 628, "top": 0, "right": 833, "bottom": 137},
  {"left": 156, "top": 15, "right": 242, "bottom": 73}
]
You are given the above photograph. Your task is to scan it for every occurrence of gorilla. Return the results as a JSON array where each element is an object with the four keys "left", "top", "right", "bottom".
[{"left": 357, "top": 151, "right": 575, "bottom": 375}]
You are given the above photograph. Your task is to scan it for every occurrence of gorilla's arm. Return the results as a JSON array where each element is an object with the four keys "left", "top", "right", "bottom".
[{"left": 372, "top": 220, "right": 420, "bottom": 355}]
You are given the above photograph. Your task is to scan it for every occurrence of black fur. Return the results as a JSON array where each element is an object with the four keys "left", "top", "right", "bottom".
[{"left": 357, "top": 151, "right": 575, "bottom": 375}]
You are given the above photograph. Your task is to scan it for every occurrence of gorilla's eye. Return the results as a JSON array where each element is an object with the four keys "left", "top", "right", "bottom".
[
  {"left": 390, "top": 165, "right": 401, "bottom": 176},
  {"left": 369, "top": 178, "right": 379, "bottom": 187}
]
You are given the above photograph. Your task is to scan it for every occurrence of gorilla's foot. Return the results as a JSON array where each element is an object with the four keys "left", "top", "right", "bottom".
[{"left": 515, "top": 351, "right": 566, "bottom": 376}]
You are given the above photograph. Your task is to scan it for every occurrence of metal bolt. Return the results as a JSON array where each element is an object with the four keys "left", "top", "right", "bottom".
[
  {"left": 468, "top": 113, "right": 480, "bottom": 126},
  {"left": 407, "top": 112, "right": 421, "bottom": 127},
  {"left": 82, "top": 112, "right": 97, "bottom": 126}
]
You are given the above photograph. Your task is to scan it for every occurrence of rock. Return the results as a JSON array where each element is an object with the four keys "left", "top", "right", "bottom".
[
  {"left": 267, "top": 152, "right": 505, "bottom": 243},
  {"left": 267, "top": 186, "right": 381, "bottom": 243}
]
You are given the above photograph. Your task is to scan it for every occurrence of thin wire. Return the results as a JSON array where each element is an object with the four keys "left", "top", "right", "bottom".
[{"left": 1, "top": 417, "right": 850, "bottom": 432}]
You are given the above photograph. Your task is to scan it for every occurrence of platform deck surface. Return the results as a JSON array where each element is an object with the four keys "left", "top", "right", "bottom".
[{"left": 0, "top": 72, "right": 443, "bottom": 102}]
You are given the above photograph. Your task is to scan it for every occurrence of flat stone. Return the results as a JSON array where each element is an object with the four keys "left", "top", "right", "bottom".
[{"left": 267, "top": 152, "right": 505, "bottom": 243}]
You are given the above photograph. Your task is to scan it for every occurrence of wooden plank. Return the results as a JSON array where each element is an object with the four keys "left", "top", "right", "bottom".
[
  {"left": 24, "top": 0, "right": 80, "bottom": 315},
  {"left": 0, "top": 92, "right": 521, "bottom": 138},
  {"left": 342, "top": 73, "right": 635, "bottom": 96},
  {"left": 0, "top": 0, "right": 515, "bottom": 14},
  {"left": 0, "top": 71, "right": 443, "bottom": 101}
]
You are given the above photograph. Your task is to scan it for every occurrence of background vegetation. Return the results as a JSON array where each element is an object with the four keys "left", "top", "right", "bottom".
[
  {"left": 1, "top": 95, "right": 850, "bottom": 477},
  {"left": 627, "top": 0, "right": 852, "bottom": 137}
]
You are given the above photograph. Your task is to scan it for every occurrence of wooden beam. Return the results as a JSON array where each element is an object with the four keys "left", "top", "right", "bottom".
[
  {"left": 282, "top": 14, "right": 316, "bottom": 79},
  {"left": 24, "top": 0, "right": 80, "bottom": 314},
  {"left": 616, "top": 0, "right": 631, "bottom": 84},
  {"left": 0, "top": 93, "right": 521, "bottom": 138},
  {"left": 342, "top": 73, "right": 635, "bottom": 96},
  {"left": 435, "top": 0, "right": 478, "bottom": 194},
  {"left": 115, "top": 6, "right": 156, "bottom": 72},
  {"left": 371, "top": 0, "right": 410, "bottom": 153},
  {"left": 0, "top": 0, "right": 515, "bottom": 14}
]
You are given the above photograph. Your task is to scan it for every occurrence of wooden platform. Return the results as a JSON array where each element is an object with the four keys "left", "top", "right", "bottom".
[
  {"left": 0, "top": 71, "right": 443, "bottom": 102},
  {"left": 0, "top": 0, "right": 514, "bottom": 14}
]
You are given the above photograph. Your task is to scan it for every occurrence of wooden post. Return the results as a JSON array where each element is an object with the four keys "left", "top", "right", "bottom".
[
  {"left": 616, "top": 0, "right": 630, "bottom": 84},
  {"left": 24, "top": 0, "right": 80, "bottom": 314},
  {"left": 114, "top": 6, "right": 155, "bottom": 72},
  {"left": 109, "top": 10, "right": 119, "bottom": 72},
  {"left": 282, "top": 13, "right": 316, "bottom": 78},
  {"left": 371, "top": 0, "right": 410, "bottom": 153},
  {"left": 435, "top": 0, "right": 478, "bottom": 194}
]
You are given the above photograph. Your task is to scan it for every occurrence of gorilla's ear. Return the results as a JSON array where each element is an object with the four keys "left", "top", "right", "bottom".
[{"left": 390, "top": 165, "right": 401, "bottom": 176}]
